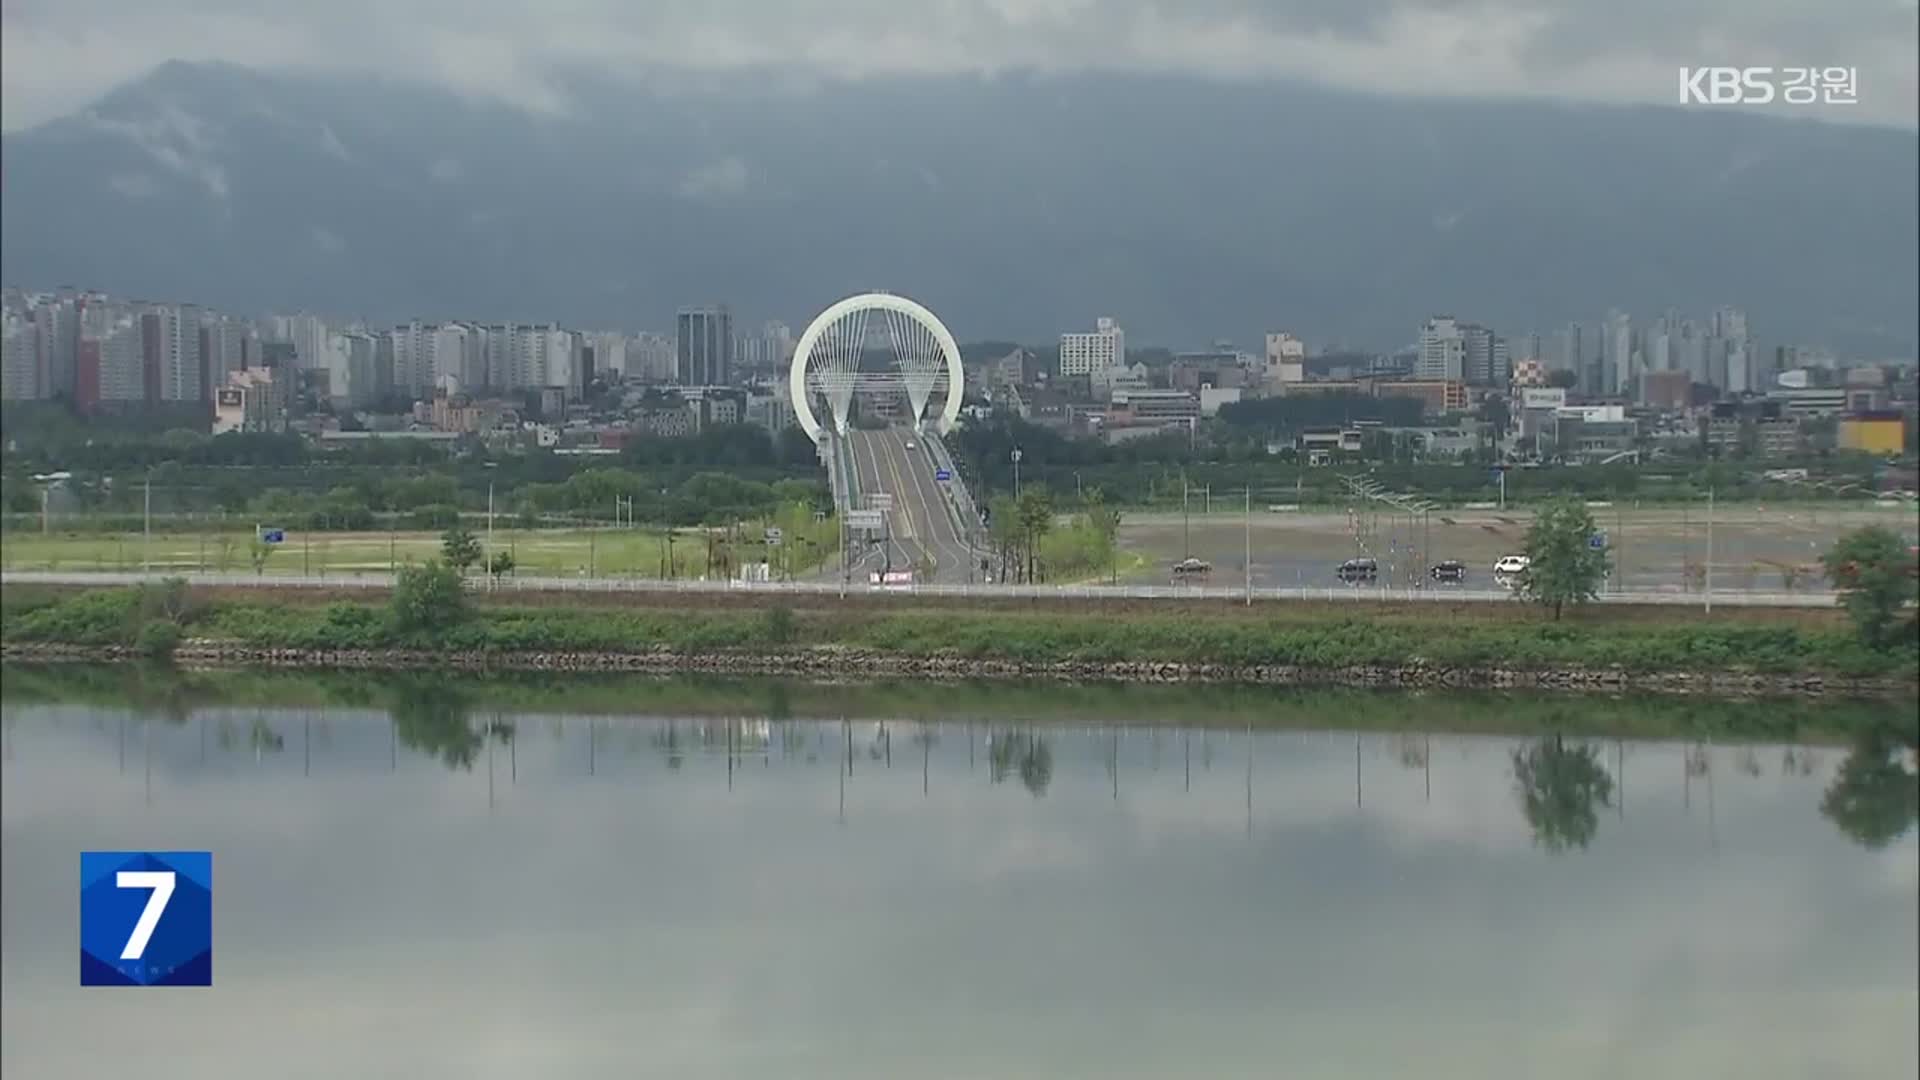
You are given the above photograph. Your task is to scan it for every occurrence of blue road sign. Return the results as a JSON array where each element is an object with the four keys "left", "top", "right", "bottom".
[
  {"left": 261, "top": 529, "right": 285, "bottom": 544},
  {"left": 1589, "top": 532, "right": 1608, "bottom": 550},
  {"left": 935, "top": 468, "right": 952, "bottom": 482}
]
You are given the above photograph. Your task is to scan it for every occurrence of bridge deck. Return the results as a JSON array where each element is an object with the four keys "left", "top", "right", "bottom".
[{"left": 839, "top": 427, "right": 982, "bottom": 585}]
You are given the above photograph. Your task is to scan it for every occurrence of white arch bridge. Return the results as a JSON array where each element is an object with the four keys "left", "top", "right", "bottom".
[{"left": 790, "top": 292, "right": 984, "bottom": 586}]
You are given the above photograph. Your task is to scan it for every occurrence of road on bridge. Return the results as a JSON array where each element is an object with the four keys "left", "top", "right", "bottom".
[{"left": 845, "top": 428, "right": 979, "bottom": 584}]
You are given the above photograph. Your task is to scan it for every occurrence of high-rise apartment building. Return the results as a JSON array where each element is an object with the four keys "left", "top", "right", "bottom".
[
  {"left": 1643, "top": 312, "right": 1673, "bottom": 375},
  {"left": 0, "top": 311, "right": 36, "bottom": 400},
  {"left": 1553, "top": 323, "right": 1586, "bottom": 381},
  {"left": 1416, "top": 316, "right": 1464, "bottom": 381},
  {"left": 390, "top": 321, "right": 437, "bottom": 397},
  {"left": 1461, "top": 323, "right": 1508, "bottom": 386},
  {"left": 677, "top": 306, "right": 733, "bottom": 386},
  {"left": 1060, "top": 317, "right": 1126, "bottom": 377},
  {"left": 1603, "top": 309, "right": 1633, "bottom": 396},
  {"left": 632, "top": 333, "right": 676, "bottom": 383},
  {"left": 1676, "top": 320, "right": 1707, "bottom": 385},
  {"left": 82, "top": 304, "right": 143, "bottom": 409},
  {"left": 139, "top": 304, "right": 205, "bottom": 405}
]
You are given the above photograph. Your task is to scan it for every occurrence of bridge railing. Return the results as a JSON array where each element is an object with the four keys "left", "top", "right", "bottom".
[{"left": 924, "top": 432, "right": 984, "bottom": 554}]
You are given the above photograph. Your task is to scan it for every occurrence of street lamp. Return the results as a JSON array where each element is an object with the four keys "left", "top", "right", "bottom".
[{"left": 483, "top": 461, "right": 498, "bottom": 590}]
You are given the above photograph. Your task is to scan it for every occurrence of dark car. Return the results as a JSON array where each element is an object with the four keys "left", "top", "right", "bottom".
[
  {"left": 1336, "top": 557, "right": 1378, "bottom": 584},
  {"left": 1429, "top": 560, "right": 1467, "bottom": 584}
]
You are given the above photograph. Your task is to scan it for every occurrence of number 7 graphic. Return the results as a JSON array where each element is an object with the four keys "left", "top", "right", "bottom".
[{"left": 115, "top": 871, "right": 176, "bottom": 960}]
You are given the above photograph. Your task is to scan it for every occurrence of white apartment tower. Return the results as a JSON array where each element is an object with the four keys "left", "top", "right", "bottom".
[
  {"left": 1604, "top": 309, "right": 1633, "bottom": 396},
  {"left": 1416, "top": 316, "right": 1464, "bottom": 381},
  {"left": 1264, "top": 332, "right": 1306, "bottom": 385},
  {"left": 1060, "top": 317, "right": 1125, "bottom": 377}
]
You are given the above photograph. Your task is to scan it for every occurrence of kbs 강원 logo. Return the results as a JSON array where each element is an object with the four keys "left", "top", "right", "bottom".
[
  {"left": 1678, "top": 67, "right": 1859, "bottom": 106},
  {"left": 80, "top": 852, "right": 212, "bottom": 986}
]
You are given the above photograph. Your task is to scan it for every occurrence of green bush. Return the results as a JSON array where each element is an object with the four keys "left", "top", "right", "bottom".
[
  {"left": 134, "top": 620, "right": 182, "bottom": 659},
  {"left": 390, "top": 561, "right": 469, "bottom": 635}
]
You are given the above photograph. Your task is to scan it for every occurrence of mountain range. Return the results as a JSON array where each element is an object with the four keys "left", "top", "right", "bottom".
[{"left": 2, "top": 60, "right": 1916, "bottom": 356}]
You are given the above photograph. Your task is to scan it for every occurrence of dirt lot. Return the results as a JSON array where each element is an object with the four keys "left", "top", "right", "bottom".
[{"left": 1119, "top": 504, "right": 1918, "bottom": 593}]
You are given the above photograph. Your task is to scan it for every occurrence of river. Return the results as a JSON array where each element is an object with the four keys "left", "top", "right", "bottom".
[{"left": 3, "top": 668, "right": 1915, "bottom": 1079}]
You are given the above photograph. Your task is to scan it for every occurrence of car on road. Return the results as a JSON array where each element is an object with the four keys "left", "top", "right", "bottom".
[
  {"left": 1493, "top": 554, "right": 1531, "bottom": 577},
  {"left": 1336, "top": 557, "right": 1378, "bottom": 584},
  {"left": 904, "top": 439, "right": 916, "bottom": 451},
  {"left": 1172, "top": 557, "right": 1212, "bottom": 579},
  {"left": 1428, "top": 560, "right": 1467, "bottom": 584}
]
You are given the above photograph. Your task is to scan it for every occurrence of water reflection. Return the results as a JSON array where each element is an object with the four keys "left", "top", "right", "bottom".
[
  {"left": 1512, "top": 736, "right": 1616, "bottom": 853},
  {"left": 2, "top": 677, "right": 1915, "bottom": 1079},
  {"left": 1822, "top": 730, "right": 1920, "bottom": 850}
]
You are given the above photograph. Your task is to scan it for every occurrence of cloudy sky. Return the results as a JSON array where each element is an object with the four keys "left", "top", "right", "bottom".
[{"left": 2, "top": 0, "right": 1917, "bottom": 130}]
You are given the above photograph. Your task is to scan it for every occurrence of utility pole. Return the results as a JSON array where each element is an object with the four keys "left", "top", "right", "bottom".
[
  {"left": 1182, "top": 474, "right": 1191, "bottom": 558},
  {"left": 1244, "top": 486, "right": 1252, "bottom": 606},
  {"left": 1615, "top": 502, "right": 1624, "bottom": 594},
  {"left": 1705, "top": 487, "right": 1714, "bottom": 613},
  {"left": 1498, "top": 467, "right": 1506, "bottom": 510},
  {"left": 1011, "top": 447, "right": 1023, "bottom": 500},
  {"left": 143, "top": 472, "right": 152, "bottom": 575},
  {"left": 487, "top": 481, "right": 495, "bottom": 591}
]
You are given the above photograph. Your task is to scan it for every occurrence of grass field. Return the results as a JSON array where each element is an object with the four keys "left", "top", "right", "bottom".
[{"left": 0, "top": 526, "right": 841, "bottom": 580}]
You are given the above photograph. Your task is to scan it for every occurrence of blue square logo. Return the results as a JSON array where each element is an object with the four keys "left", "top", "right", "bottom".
[{"left": 80, "top": 851, "right": 212, "bottom": 987}]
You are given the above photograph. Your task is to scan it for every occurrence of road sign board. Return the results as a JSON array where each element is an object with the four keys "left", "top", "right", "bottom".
[
  {"left": 935, "top": 468, "right": 952, "bottom": 482},
  {"left": 261, "top": 529, "right": 285, "bottom": 544},
  {"left": 846, "top": 510, "right": 884, "bottom": 530},
  {"left": 867, "top": 492, "right": 894, "bottom": 511},
  {"left": 1589, "top": 532, "right": 1608, "bottom": 550}
]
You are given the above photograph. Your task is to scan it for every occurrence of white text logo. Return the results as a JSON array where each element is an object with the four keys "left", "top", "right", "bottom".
[{"left": 1679, "top": 67, "right": 1858, "bottom": 106}]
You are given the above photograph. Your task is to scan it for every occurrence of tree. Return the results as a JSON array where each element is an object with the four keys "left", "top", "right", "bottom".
[
  {"left": 1512, "top": 735, "right": 1615, "bottom": 852},
  {"left": 247, "top": 537, "right": 275, "bottom": 576},
  {"left": 1820, "top": 729, "right": 1919, "bottom": 849},
  {"left": 1520, "top": 498, "right": 1609, "bottom": 620},
  {"left": 1016, "top": 488, "right": 1055, "bottom": 583},
  {"left": 440, "top": 524, "right": 482, "bottom": 573},
  {"left": 390, "top": 560, "right": 470, "bottom": 634},
  {"left": 1083, "top": 487, "right": 1123, "bottom": 583},
  {"left": 986, "top": 493, "right": 1021, "bottom": 582},
  {"left": 486, "top": 551, "right": 515, "bottom": 579},
  {"left": 1820, "top": 526, "right": 1917, "bottom": 648}
]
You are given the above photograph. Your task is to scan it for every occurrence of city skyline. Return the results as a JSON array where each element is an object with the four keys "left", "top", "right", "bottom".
[{"left": 4, "top": 277, "right": 1896, "bottom": 414}]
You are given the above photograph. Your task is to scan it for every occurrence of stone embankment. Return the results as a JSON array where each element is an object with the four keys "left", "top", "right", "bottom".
[{"left": 0, "top": 641, "right": 1897, "bottom": 698}]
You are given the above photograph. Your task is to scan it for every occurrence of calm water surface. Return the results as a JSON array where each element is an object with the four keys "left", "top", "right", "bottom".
[{"left": 3, "top": 685, "right": 1915, "bottom": 1079}]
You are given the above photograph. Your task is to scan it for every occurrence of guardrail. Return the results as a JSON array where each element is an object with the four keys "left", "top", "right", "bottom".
[
  {"left": 0, "top": 569, "right": 1840, "bottom": 607},
  {"left": 923, "top": 432, "right": 987, "bottom": 569}
]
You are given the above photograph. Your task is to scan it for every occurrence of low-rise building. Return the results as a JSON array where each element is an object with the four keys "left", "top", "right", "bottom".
[
  {"left": 1376, "top": 379, "right": 1468, "bottom": 418},
  {"left": 1548, "top": 413, "right": 1639, "bottom": 461},
  {"left": 211, "top": 367, "right": 290, "bottom": 434},
  {"left": 1839, "top": 412, "right": 1908, "bottom": 454},
  {"left": 1107, "top": 389, "right": 1200, "bottom": 428},
  {"left": 1197, "top": 385, "right": 1241, "bottom": 417}
]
